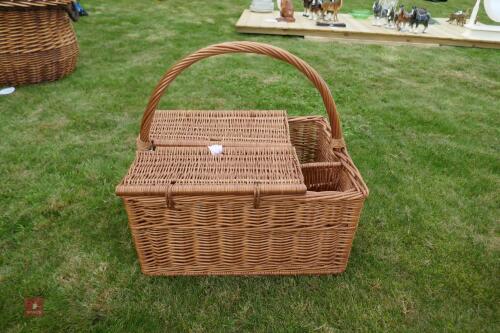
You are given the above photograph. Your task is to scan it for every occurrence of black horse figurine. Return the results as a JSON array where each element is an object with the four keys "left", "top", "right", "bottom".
[
  {"left": 409, "top": 6, "right": 431, "bottom": 33},
  {"left": 373, "top": 0, "right": 397, "bottom": 27},
  {"left": 373, "top": 0, "right": 383, "bottom": 24},
  {"left": 303, "top": 0, "right": 312, "bottom": 17},
  {"left": 387, "top": 6, "right": 396, "bottom": 27}
]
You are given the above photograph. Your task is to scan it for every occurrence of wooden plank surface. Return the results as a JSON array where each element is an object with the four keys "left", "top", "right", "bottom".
[{"left": 235, "top": 10, "right": 500, "bottom": 49}]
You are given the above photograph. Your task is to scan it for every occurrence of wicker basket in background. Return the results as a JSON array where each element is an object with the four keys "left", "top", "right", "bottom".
[{"left": 0, "top": 0, "right": 79, "bottom": 86}]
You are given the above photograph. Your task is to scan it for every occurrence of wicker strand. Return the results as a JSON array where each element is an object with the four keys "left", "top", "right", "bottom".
[
  {"left": 165, "top": 183, "right": 175, "bottom": 209},
  {"left": 253, "top": 182, "right": 261, "bottom": 209},
  {"left": 136, "top": 136, "right": 152, "bottom": 151},
  {"left": 330, "top": 138, "right": 346, "bottom": 149},
  {"left": 138, "top": 41, "right": 344, "bottom": 150}
]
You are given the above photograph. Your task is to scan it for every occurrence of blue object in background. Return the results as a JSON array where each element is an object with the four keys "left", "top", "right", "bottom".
[{"left": 74, "top": 1, "right": 88, "bottom": 16}]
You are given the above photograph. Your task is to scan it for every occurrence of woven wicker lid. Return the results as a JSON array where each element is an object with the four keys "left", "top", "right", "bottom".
[
  {"left": 116, "top": 146, "right": 306, "bottom": 196},
  {"left": 0, "top": 0, "right": 73, "bottom": 8},
  {"left": 149, "top": 110, "right": 291, "bottom": 147}
]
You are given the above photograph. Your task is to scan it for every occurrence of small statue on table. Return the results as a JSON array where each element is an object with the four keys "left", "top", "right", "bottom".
[
  {"left": 322, "top": 0, "right": 344, "bottom": 22},
  {"left": 447, "top": 9, "right": 470, "bottom": 26},
  {"left": 277, "top": 0, "right": 295, "bottom": 22}
]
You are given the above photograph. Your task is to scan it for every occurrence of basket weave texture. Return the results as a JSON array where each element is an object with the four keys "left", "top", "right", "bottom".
[
  {"left": 116, "top": 146, "right": 307, "bottom": 196},
  {"left": 0, "top": 0, "right": 78, "bottom": 86},
  {"left": 149, "top": 110, "right": 291, "bottom": 147},
  {"left": 117, "top": 42, "right": 369, "bottom": 276}
]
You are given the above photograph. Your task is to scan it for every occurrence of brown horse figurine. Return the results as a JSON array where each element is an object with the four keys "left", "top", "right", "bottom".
[
  {"left": 447, "top": 9, "right": 470, "bottom": 26},
  {"left": 322, "top": 0, "right": 344, "bottom": 22},
  {"left": 394, "top": 5, "right": 411, "bottom": 31},
  {"left": 278, "top": 0, "right": 295, "bottom": 22}
]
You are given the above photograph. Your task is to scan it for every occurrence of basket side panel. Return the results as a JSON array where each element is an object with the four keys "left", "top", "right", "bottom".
[
  {"left": 0, "top": 43, "right": 79, "bottom": 85},
  {"left": 289, "top": 118, "right": 319, "bottom": 164},
  {"left": 289, "top": 116, "right": 366, "bottom": 194},
  {"left": 121, "top": 194, "right": 365, "bottom": 276}
]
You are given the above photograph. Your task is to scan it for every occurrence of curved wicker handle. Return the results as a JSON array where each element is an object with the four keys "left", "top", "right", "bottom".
[{"left": 138, "top": 41, "right": 344, "bottom": 149}]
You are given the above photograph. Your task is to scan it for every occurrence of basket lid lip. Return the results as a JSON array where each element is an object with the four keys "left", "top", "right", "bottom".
[
  {"left": 116, "top": 146, "right": 306, "bottom": 197},
  {"left": 0, "top": 0, "right": 73, "bottom": 8}
]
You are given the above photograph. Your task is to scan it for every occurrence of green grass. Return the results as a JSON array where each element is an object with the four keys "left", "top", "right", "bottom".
[{"left": 0, "top": 0, "right": 499, "bottom": 331}]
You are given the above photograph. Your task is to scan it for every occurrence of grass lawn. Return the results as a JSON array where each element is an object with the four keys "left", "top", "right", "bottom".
[{"left": 0, "top": 0, "right": 499, "bottom": 331}]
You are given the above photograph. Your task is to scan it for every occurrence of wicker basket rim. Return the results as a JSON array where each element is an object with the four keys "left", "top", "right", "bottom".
[{"left": 0, "top": 0, "right": 72, "bottom": 8}]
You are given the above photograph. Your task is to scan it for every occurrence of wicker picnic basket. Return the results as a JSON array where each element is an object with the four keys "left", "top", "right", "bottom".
[
  {"left": 116, "top": 42, "right": 369, "bottom": 276},
  {"left": 0, "top": 0, "right": 79, "bottom": 86}
]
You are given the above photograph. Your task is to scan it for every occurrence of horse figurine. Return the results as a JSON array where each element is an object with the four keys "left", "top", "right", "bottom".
[
  {"left": 309, "top": 0, "right": 323, "bottom": 21},
  {"left": 409, "top": 6, "right": 431, "bottom": 33},
  {"left": 373, "top": 0, "right": 398, "bottom": 26},
  {"left": 303, "top": 0, "right": 312, "bottom": 17},
  {"left": 394, "top": 5, "right": 411, "bottom": 31},
  {"left": 373, "top": 1, "right": 383, "bottom": 25},
  {"left": 322, "top": 0, "right": 343, "bottom": 22},
  {"left": 447, "top": 9, "right": 470, "bottom": 26},
  {"left": 278, "top": 0, "right": 295, "bottom": 22},
  {"left": 387, "top": 6, "right": 396, "bottom": 27}
]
